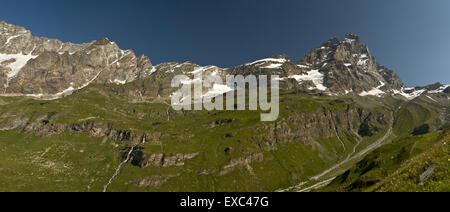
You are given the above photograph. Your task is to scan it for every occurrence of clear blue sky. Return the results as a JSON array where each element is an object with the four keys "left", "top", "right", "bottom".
[{"left": 1, "top": 0, "right": 449, "bottom": 86}]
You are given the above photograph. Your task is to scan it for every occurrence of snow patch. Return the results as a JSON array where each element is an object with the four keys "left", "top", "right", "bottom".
[
  {"left": 4, "top": 31, "right": 27, "bottom": 45},
  {"left": 0, "top": 52, "right": 38, "bottom": 79},
  {"left": 426, "top": 95, "right": 438, "bottom": 103},
  {"left": 113, "top": 79, "right": 127, "bottom": 85},
  {"left": 5, "top": 34, "right": 22, "bottom": 45},
  {"left": 203, "top": 84, "right": 234, "bottom": 99},
  {"left": 359, "top": 89, "right": 385, "bottom": 97},
  {"left": 357, "top": 59, "right": 369, "bottom": 66},
  {"left": 27, "top": 86, "right": 75, "bottom": 100},
  {"left": 297, "top": 64, "right": 310, "bottom": 68},
  {"left": 149, "top": 66, "right": 157, "bottom": 75},
  {"left": 359, "top": 81, "right": 386, "bottom": 97},
  {"left": 428, "top": 85, "right": 449, "bottom": 94},
  {"left": 344, "top": 38, "right": 356, "bottom": 44},
  {"left": 289, "top": 69, "right": 327, "bottom": 91},
  {"left": 263, "top": 63, "right": 283, "bottom": 69},
  {"left": 393, "top": 88, "right": 426, "bottom": 100},
  {"left": 191, "top": 66, "right": 219, "bottom": 75},
  {"left": 247, "top": 58, "right": 288, "bottom": 66},
  {"left": 191, "top": 66, "right": 207, "bottom": 75}
]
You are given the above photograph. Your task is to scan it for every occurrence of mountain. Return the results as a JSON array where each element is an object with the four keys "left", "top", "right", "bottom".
[
  {"left": 0, "top": 21, "right": 154, "bottom": 99},
  {"left": 1, "top": 22, "right": 448, "bottom": 101},
  {"left": 0, "top": 21, "right": 448, "bottom": 192}
]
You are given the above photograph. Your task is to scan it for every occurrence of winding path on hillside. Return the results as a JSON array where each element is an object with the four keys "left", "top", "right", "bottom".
[{"left": 278, "top": 112, "right": 394, "bottom": 192}]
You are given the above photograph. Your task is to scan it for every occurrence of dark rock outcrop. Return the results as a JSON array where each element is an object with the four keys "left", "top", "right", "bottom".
[
  {"left": 444, "top": 86, "right": 450, "bottom": 94},
  {"left": 412, "top": 124, "right": 430, "bottom": 136},
  {"left": 121, "top": 147, "right": 199, "bottom": 168}
]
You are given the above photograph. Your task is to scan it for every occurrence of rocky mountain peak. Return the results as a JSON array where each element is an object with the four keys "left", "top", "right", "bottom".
[
  {"left": 93, "top": 38, "right": 112, "bottom": 45},
  {"left": 0, "top": 21, "right": 153, "bottom": 99},
  {"left": 295, "top": 34, "right": 405, "bottom": 95},
  {"left": 0, "top": 22, "right": 446, "bottom": 101},
  {"left": 344, "top": 33, "right": 361, "bottom": 43},
  {"left": 269, "top": 54, "right": 291, "bottom": 61},
  {"left": 419, "top": 82, "right": 444, "bottom": 91}
]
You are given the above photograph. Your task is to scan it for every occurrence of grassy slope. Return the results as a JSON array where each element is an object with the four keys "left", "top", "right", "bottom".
[
  {"left": 369, "top": 131, "right": 449, "bottom": 192},
  {"left": 321, "top": 132, "right": 444, "bottom": 192},
  {"left": 0, "top": 130, "right": 118, "bottom": 192},
  {"left": 321, "top": 97, "right": 449, "bottom": 192},
  {"left": 0, "top": 85, "right": 442, "bottom": 192}
]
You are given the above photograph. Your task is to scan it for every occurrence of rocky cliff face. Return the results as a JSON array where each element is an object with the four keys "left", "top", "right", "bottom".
[
  {"left": 297, "top": 34, "right": 404, "bottom": 94},
  {"left": 1, "top": 21, "right": 448, "bottom": 101},
  {"left": 0, "top": 21, "right": 153, "bottom": 99}
]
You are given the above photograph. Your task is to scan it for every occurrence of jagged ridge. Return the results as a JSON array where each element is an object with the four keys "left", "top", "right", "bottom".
[{"left": 0, "top": 22, "right": 448, "bottom": 101}]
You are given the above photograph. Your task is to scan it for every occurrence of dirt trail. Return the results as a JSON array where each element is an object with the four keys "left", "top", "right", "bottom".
[
  {"left": 297, "top": 177, "right": 336, "bottom": 192},
  {"left": 278, "top": 112, "right": 394, "bottom": 192}
]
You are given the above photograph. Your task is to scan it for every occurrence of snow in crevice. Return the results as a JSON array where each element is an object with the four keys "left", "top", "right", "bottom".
[
  {"left": 392, "top": 88, "right": 426, "bottom": 100},
  {"left": 26, "top": 70, "right": 104, "bottom": 100},
  {"left": 112, "top": 79, "right": 127, "bottom": 85},
  {"left": 0, "top": 52, "right": 38, "bottom": 79},
  {"left": 297, "top": 64, "right": 310, "bottom": 69},
  {"left": 426, "top": 95, "right": 438, "bottom": 103},
  {"left": 357, "top": 58, "right": 369, "bottom": 66},
  {"left": 246, "top": 58, "right": 288, "bottom": 66},
  {"left": 344, "top": 38, "right": 356, "bottom": 44},
  {"left": 4, "top": 31, "right": 27, "bottom": 45},
  {"left": 149, "top": 66, "right": 157, "bottom": 75},
  {"left": 359, "top": 89, "right": 384, "bottom": 97},
  {"left": 428, "top": 85, "right": 449, "bottom": 94},
  {"left": 5, "top": 34, "right": 23, "bottom": 45},
  {"left": 263, "top": 63, "right": 283, "bottom": 69},
  {"left": 359, "top": 81, "right": 386, "bottom": 97},
  {"left": 191, "top": 66, "right": 208, "bottom": 75},
  {"left": 203, "top": 84, "right": 234, "bottom": 99},
  {"left": 190, "top": 65, "right": 220, "bottom": 75},
  {"left": 289, "top": 69, "right": 327, "bottom": 91}
]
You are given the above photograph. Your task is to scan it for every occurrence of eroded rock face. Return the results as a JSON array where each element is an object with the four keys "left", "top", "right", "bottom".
[
  {"left": 0, "top": 116, "right": 29, "bottom": 130},
  {"left": 121, "top": 147, "right": 199, "bottom": 168},
  {"left": 0, "top": 21, "right": 153, "bottom": 97},
  {"left": 219, "top": 153, "right": 264, "bottom": 175},
  {"left": 251, "top": 104, "right": 388, "bottom": 151},
  {"left": 136, "top": 174, "right": 180, "bottom": 188}
]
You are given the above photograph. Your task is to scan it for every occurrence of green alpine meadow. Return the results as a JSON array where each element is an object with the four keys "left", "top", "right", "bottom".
[{"left": 0, "top": 1, "right": 449, "bottom": 193}]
